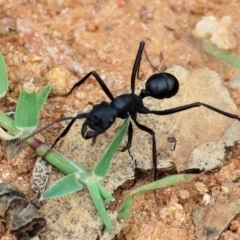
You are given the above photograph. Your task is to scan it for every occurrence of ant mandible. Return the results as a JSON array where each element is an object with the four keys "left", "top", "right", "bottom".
[{"left": 21, "top": 41, "right": 240, "bottom": 181}]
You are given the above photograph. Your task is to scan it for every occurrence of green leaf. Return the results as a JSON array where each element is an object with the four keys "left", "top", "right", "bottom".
[
  {"left": 117, "top": 196, "right": 133, "bottom": 219},
  {"left": 0, "top": 52, "right": 8, "bottom": 98},
  {"left": 41, "top": 172, "right": 83, "bottom": 199},
  {"left": 131, "top": 174, "right": 196, "bottom": 198},
  {"left": 0, "top": 111, "right": 19, "bottom": 134},
  {"left": 96, "top": 181, "right": 114, "bottom": 201},
  {"left": 93, "top": 117, "right": 130, "bottom": 178},
  {"left": 86, "top": 180, "right": 113, "bottom": 233},
  {"left": 0, "top": 111, "right": 20, "bottom": 140},
  {"left": 37, "top": 85, "right": 52, "bottom": 110},
  {"left": 203, "top": 42, "right": 240, "bottom": 69},
  {"left": 117, "top": 174, "right": 196, "bottom": 220},
  {"left": 14, "top": 81, "right": 39, "bottom": 134}
]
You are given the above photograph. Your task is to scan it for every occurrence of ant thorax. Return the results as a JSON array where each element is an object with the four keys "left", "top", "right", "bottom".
[{"left": 110, "top": 94, "right": 148, "bottom": 119}]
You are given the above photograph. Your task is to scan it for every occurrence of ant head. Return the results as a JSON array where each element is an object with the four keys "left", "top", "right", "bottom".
[
  {"left": 140, "top": 73, "right": 179, "bottom": 99},
  {"left": 81, "top": 102, "right": 118, "bottom": 139}
]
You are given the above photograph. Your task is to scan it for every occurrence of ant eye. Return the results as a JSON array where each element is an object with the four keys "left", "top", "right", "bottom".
[{"left": 145, "top": 73, "right": 179, "bottom": 99}]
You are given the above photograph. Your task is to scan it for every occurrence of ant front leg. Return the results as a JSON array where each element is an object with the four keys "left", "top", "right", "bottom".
[
  {"left": 42, "top": 112, "right": 89, "bottom": 158},
  {"left": 50, "top": 118, "right": 77, "bottom": 150},
  {"left": 67, "top": 71, "right": 114, "bottom": 101},
  {"left": 18, "top": 113, "right": 89, "bottom": 159}
]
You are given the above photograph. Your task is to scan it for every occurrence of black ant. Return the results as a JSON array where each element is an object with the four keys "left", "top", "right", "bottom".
[{"left": 20, "top": 41, "right": 240, "bottom": 181}]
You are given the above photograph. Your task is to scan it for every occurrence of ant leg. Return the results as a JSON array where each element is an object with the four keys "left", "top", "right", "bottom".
[
  {"left": 132, "top": 118, "right": 157, "bottom": 181},
  {"left": 121, "top": 122, "right": 133, "bottom": 152},
  {"left": 130, "top": 41, "right": 145, "bottom": 94},
  {"left": 133, "top": 118, "right": 160, "bottom": 203},
  {"left": 50, "top": 118, "right": 76, "bottom": 150},
  {"left": 41, "top": 113, "right": 88, "bottom": 158},
  {"left": 19, "top": 113, "right": 88, "bottom": 145},
  {"left": 149, "top": 102, "right": 240, "bottom": 120},
  {"left": 67, "top": 71, "right": 114, "bottom": 101},
  {"left": 49, "top": 112, "right": 89, "bottom": 148}
]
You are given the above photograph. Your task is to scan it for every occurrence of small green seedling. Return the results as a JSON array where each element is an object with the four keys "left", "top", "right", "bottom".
[{"left": 117, "top": 174, "right": 197, "bottom": 219}]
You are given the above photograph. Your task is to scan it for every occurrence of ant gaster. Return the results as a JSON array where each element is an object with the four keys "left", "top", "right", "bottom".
[{"left": 21, "top": 41, "right": 240, "bottom": 181}]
